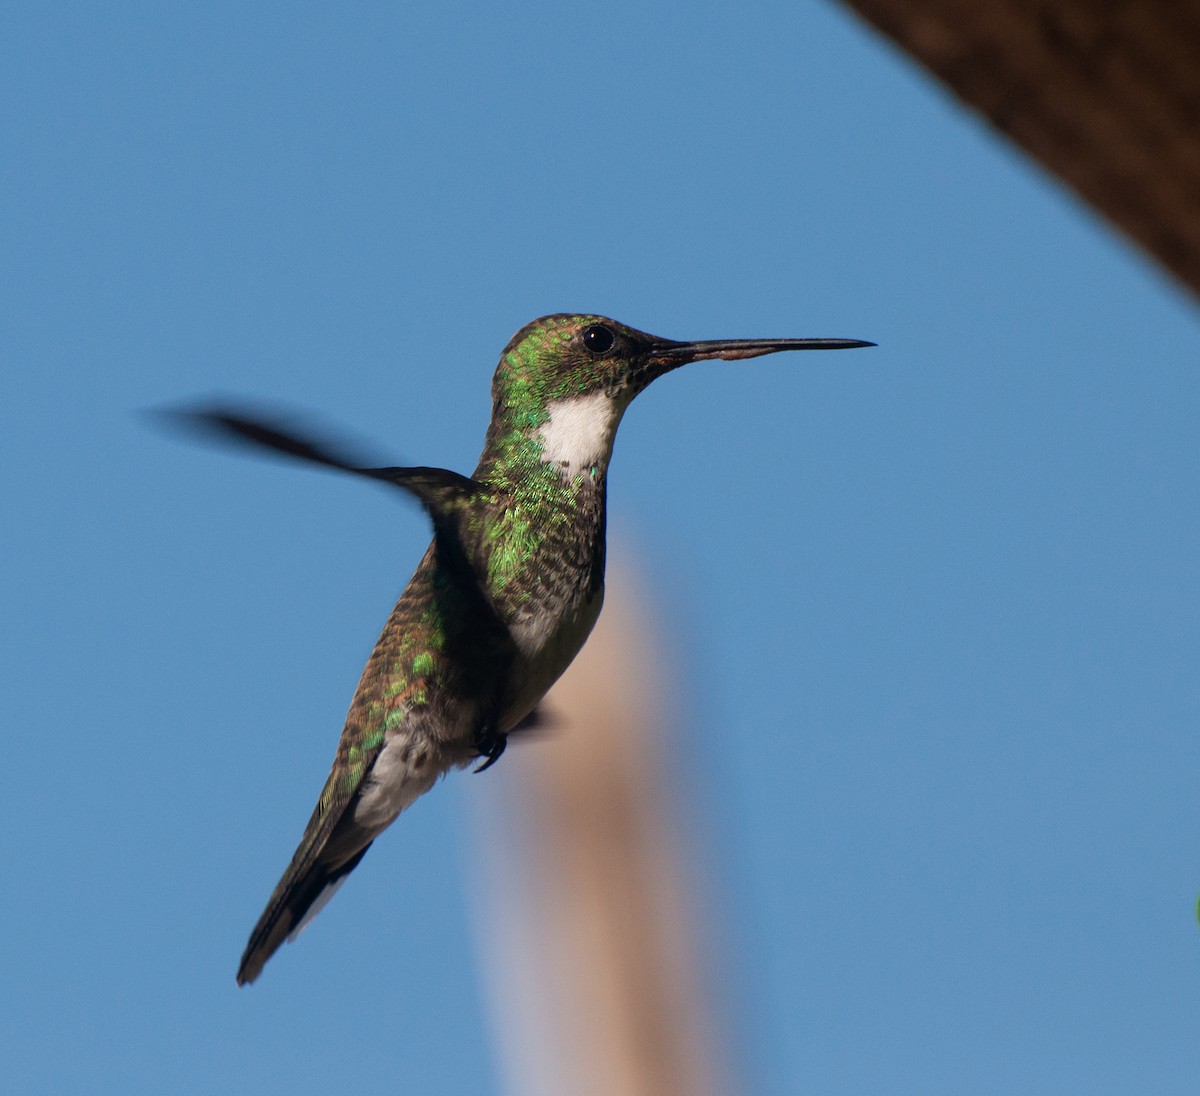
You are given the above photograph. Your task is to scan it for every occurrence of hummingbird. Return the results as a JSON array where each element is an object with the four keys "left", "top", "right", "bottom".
[{"left": 176, "top": 313, "right": 873, "bottom": 984}]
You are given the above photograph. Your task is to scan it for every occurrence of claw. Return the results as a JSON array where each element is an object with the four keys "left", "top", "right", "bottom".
[{"left": 473, "top": 724, "right": 507, "bottom": 773}]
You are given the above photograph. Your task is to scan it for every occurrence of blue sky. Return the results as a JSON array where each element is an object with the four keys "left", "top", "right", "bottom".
[{"left": 5, "top": 2, "right": 1199, "bottom": 1093}]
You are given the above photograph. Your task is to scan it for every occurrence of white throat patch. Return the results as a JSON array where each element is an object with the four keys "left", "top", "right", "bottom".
[{"left": 535, "top": 392, "right": 619, "bottom": 477}]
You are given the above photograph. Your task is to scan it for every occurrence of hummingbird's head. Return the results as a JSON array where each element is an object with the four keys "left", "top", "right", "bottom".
[
  {"left": 486, "top": 313, "right": 872, "bottom": 477},
  {"left": 491, "top": 314, "right": 671, "bottom": 413}
]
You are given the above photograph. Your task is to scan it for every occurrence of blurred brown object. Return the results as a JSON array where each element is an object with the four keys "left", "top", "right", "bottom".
[
  {"left": 844, "top": 0, "right": 1200, "bottom": 298},
  {"left": 469, "top": 557, "right": 738, "bottom": 1096}
]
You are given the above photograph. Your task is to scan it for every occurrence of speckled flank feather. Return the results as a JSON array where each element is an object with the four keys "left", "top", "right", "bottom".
[{"left": 236, "top": 535, "right": 518, "bottom": 984}]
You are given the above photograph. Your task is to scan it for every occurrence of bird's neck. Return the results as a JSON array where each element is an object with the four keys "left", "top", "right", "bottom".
[
  {"left": 476, "top": 389, "right": 627, "bottom": 490},
  {"left": 469, "top": 390, "right": 626, "bottom": 606}
]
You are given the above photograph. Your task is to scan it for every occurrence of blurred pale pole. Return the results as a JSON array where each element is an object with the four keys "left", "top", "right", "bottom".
[{"left": 468, "top": 549, "right": 739, "bottom": 1096}]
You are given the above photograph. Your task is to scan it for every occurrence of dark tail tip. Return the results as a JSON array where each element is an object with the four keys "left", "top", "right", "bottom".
[{"left": 235, "top": 844, "right": 372, "bottom": 986}]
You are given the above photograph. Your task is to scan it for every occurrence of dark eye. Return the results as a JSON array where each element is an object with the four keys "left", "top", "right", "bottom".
[{"left": 581, "top": 324, "right": 615, "bottom": 354}]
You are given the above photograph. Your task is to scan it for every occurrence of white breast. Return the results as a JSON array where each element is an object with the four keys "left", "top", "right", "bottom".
[{"left": 535, "top": 392, "right": 618, "bottom": 477}]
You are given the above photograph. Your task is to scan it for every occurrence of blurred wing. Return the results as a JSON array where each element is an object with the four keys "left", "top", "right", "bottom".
[{"left": 161, "top": 403, "right": 497, "bottom": 616}]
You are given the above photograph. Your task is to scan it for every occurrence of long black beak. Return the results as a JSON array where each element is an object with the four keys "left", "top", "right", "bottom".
[{"left": 649, "top": 336, "right": 875, "bottom": 367}]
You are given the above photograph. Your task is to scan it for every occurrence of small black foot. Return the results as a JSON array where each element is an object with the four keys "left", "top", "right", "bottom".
[{"left": 473, "top": 723, "right": 507, "bottom": 773}]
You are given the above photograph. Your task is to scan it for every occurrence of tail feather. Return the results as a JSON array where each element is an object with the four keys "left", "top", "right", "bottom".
[{"left": 236, "top": 842, "right": 372, "bottom": 985}]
